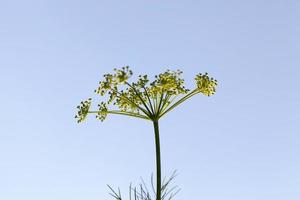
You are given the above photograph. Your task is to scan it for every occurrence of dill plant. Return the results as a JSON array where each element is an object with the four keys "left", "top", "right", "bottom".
[{"left": 75, "top": 66, "right": 217, "bottom": 200}]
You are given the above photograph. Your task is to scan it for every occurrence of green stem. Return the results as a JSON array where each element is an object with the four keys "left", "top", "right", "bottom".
[
  {"left": 115, "top": 91, "right": 151, "bottom": 118},
  {"left": 125, "top": 82, "right": 153, "bottom": 115},
  {"left": 88, "top": 110, "right": 150, "bottom": 120},
  {"left": 156, "top": 93, "right": 164, "bottom": 116},
  {"left": 159, "top": 89, "right": 199, "bottom": 118},
  {"left": 159, "top": 94, "right": 171, "bottom": 113},
  {"left": 153, "top": 120, "right": 161, "bottom": 200},
  {"left": 142, "top": 85, "right": 155, "bottom": 114}
]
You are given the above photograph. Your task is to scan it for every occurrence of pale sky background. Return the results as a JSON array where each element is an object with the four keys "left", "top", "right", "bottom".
[{"left": 0, "top": 1, "right": 300, "bottom": 200}]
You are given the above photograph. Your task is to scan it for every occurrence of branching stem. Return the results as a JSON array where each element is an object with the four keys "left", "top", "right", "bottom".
[
  {"left": 159, "top": 89, "right": 199, "bottom": 118},
  {"left": 125, "top": 82, "right": 153, "bottom": 116}
]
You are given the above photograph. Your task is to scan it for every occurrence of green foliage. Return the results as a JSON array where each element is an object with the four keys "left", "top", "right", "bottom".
[
  {"left": 108, "top": 172, "right": 180, "bottom": 200},
  {"left": 75, "top": 66, "right": 217, "bottom": 122}
]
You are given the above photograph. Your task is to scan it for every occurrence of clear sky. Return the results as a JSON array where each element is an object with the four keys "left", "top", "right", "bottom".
[{"left": 0, "top": 1, "right": 299, "bottom": 200}]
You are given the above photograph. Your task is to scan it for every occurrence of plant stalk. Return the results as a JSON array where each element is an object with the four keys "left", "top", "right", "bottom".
[{"left": 153, "top": 120, "right": 161, "bottom": 200}]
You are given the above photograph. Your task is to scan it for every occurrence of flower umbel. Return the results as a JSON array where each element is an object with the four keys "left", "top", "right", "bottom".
[
  {"left": 195, "top": 73, "right": 218, "bottom": 96},
  {"left": 75, "top": 67, "right": 217, "bottom": 122},
  {"left": 149, "top": 70, "right": 189, "bottom": 96},
  {"left": 75, "top": 98, "right": 92, "bottom": 123},
  {"left": 96, "top": 102, "right": 108, "bottom": 122}
]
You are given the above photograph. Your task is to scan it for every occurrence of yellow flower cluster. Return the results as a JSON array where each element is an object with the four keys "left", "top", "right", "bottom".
[
  {"left": 75, "top": 67, "right": 217, "bottom": 122},
  {"left": 149, "top": 70, "right": 189, "bottom": 96},
  {"left": 195, "top": 73, "right": 218, "bottom": 96},
  {"left": 95, "top": 66, "right": 133, "bottom": 96},
  {"left": 96, "top": 102, "right": 108, "bottom": 122},
  {"left": 75, "top": 98, "right": 92, "bottom": 123}
]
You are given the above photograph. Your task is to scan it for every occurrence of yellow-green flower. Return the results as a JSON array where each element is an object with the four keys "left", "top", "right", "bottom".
[
  {"left": 75, "top": 66, "right": 217, "bottom": 122},
  {"left": 75, "top": 98, "right": 92, "bottom": 123},
  {"left": 195, "top": 73, "right": 218, "bottom": 96},
  {"left": 96, "top": 102, "right": 108, "bottom": 122}
]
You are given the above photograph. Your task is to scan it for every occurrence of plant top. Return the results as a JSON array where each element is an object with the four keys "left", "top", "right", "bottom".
[{"left": 75, "top": 66, "right": 217, "bottom": 123}]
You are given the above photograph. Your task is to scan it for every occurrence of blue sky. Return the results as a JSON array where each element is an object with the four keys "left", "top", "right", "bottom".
[{"left": 0, "top": 1, "right": 300, "bottom": 200}]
